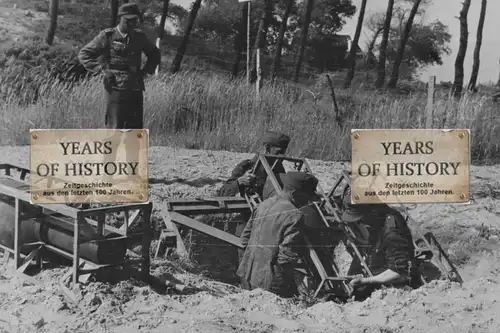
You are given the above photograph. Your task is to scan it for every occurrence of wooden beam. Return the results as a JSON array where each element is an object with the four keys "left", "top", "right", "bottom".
[
  {"left": 0, "top": 181, "right": 79, "bottom": 218},
  {"left": 119, "top": 209, "right": 141, "bottom": 234},
  {"left": 168, "top": 211, "right": 244, "bottom": 249},
  {"left": 157, "top": 202, "right": 188, "bottom": 257},
  {"left": 16, "top": 246, "right": 43, "bottom": 273},
  {"left": 14, "top": 198, "right": 21, "bottom": 268}
]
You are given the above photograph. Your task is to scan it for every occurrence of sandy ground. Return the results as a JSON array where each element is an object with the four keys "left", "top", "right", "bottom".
[{"left": 0, "top": 145, "right": 500, "bottom": 333}]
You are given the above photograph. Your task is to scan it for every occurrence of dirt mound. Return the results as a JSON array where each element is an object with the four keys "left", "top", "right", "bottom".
[{"left": 1, "top": 146, "right": 500, "bottom": 332}]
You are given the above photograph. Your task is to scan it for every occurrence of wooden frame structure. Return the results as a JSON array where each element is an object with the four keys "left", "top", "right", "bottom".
[
  {"left": 0, "top": 163, "right": 153, "bottom": 286},
  {"left": 160, "top": 154, "right": 372, "bottom": 298},
  {"left": 156, "top": 197, "right": 249, "bottom": 258},
  {"left": 158, "top": 153, "right": 462, "bottom": 299}
]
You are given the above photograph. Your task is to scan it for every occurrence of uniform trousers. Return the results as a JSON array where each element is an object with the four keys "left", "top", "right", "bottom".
[{"left": 104, "top": 87, "right": 144, "bottom": 129}]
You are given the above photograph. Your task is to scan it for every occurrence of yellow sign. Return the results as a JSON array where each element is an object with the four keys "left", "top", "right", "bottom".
[
  {"left": 351, "top": 129, "right": 470, "bottom": 204},
  {"left": 30, "top": 129, "right": 149, "bottom": 204}
]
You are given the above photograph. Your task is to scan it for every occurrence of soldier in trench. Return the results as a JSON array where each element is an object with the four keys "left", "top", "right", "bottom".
[
  {"left": 217, "top": 131, "right": 291, "bottom": 240},
  {"left": 236, "top": 171, "right": 319, "bottom": 298},
  {"left": 340, "top": 186, "right": 422, "bottom": 301}
]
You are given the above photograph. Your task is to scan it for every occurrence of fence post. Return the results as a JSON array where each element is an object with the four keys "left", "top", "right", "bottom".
[
  {"left": 426, "top": 75, "right": 436, "bottom": 128},
  {"left": 256, "top": 48, "right": 262, "bottom": 98}
]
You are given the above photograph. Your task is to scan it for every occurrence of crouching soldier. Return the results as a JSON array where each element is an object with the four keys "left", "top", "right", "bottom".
[
  {"left": 236, "top": 171, "right": 319, "bottom": 298},
  {"left": 217, "top": 131, "right": 291, "bottom": 199},
  {"left": 341, "top": 187, "right": 421, "bottom": 301},
  {"left": 217, "top": 131, "right": 290, "bottom": 243}
]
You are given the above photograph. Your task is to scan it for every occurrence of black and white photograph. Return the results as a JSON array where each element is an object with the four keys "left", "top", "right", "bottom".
[{"left": 0, "top": 0, "right": 498, "bottom": 331}]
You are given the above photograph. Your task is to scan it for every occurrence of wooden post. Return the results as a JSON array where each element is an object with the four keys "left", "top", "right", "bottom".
[
  {"left": 14, "top": 198, "right": 20, "bottom": 269},
  {"left": 141, "top": 203, "right": 152, "bottom": 281},
  {"left": 256, "top": 48, "right": 262, "bottom": 98},
  {"left": 426, "top": 75, "right": 435, "bottom": 128},
  {"left": 246, "top": 1, "right": 251, "bottom": 85},
  {"left": 73, "top": 215, "right": 81, "bottom": 285}
]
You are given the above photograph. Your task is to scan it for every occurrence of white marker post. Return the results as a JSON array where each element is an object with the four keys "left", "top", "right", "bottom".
[{"left": 238, "top": 0, "right": 256, "bottom": 85}]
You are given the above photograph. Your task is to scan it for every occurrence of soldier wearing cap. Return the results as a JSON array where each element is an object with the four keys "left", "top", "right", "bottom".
[
  {"left": 217, "top": 131, "right": 291, "bottom": 198},
  {"left": 236, "top": 171, "right": 318, "bottom": 298},
  {"left": 217, "top": 131, "right": 290, "bottom": 241},
  {"left": 340, "top": 186, "right": 420, "bottom": 300},
  {"left": 78, "top": 3, "right": 161, "bottom": 129}
]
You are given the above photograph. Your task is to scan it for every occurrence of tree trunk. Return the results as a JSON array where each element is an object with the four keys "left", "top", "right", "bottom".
[
  {"left": 467, "top": 0, "right": 487, "bottom": 92},
  {"left": 343, "top": 0, "right": 367, "bottom": 88},
  {"left": 111, "top": 0, "right": 119, "bottom": 27},
  {"left": 46, "top": 0, "right": 59, "bottom": 45},
  {"left": 250, "top": 0, "right": 273, "bottom": 83},
  {"left": 374, "top": 0, "right": 395, "bottom": 88},
  {"left": 452, "top": 0, "right": 471, "bottom": 97},
  {"left": 271, "top": 0, "right": 293, "bottom": 80},
  {"left": 293, "top": 0, "right": 314, "bottom": 82},
  {"left": 387, "top": 0, "right": 422, "bottom": 88},
  {"left": 158, "top": 0, "right": 170, "bottom": 41},
  {"left": 366, "top": 27, "right": 382, "bottom": 68},
  {"left": 155, "top": 0, "right": 170, "bottom": 74},
  {"left": 231, "top": 2, "right": 249, "bottom": 77},
  {"left": 171, "top": 0, "right": 202, "bottom": 74}
]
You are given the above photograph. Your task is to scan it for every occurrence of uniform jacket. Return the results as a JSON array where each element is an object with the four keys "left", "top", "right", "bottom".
[
  {"left": 236, "top": 194, "right": 305, "bottom": 296},
  {"left": 78, "top": 27, "right": 161, "bottom": 91},
  {"left": 348, "top": 208, "right": 417, "bottom": 283},
  {"left": 217, "top": 154, "right": 286, "bottom": 198}
]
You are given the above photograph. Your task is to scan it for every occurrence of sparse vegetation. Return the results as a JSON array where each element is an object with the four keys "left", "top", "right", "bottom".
[{"left": 1, "top": 69, "right": 500, "bottom": 163}]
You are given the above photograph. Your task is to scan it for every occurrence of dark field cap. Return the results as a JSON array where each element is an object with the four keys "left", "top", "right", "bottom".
[
  {"left": 282, "top": 171, "right": 318, "bottom": 194},
  {"left": 341, "top": 187, "right": 365, "bottom": 222},
  {"left": 118, "top": 3, "right": 141, "bottom": 19},
  {"left": 262, "top": 131, "right": 290, "bottom": 148}
]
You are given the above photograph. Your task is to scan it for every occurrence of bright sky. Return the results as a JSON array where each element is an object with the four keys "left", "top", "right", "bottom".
[{"left": 171, "top": 0, "right": 499, "bottom": 84}]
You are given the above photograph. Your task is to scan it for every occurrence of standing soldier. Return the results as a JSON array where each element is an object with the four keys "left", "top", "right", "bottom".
[{"left": 78, "top": 3, "right": 161, "bottom": 129}]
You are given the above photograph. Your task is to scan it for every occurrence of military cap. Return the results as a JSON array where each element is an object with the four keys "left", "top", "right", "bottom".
[
  {"left": 118, "top": 3, "right": 141, "bottom": 18},
  {"left": 282, "top": 171, "right": 318, "bottom": 194},
  {"left": 341, "top": 186, "right": 372, "bottom": 222},
  {"left": 262, "top": 131, "right": 290, "bottom": 148}
]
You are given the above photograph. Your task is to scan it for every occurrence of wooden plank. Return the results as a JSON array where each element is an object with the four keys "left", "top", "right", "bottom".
[
  {"left": 16, "top": 246, "right": 42, "bottom": 274},
  {"left": 258, "top": 155, "right": 284, "bottom": 197},
  {"left": 80, "top": 203, "right": 150, "bottom": 216},
  {"left": 141, "top": 203, "right": 152, "bottom": 280},
  {"left": 119, "top": 209, "right": 141, "bottom": 234},
  {"left": 168, "top": 211, "right": 244, "bottom": 249},
  {"left": 157, "top": 202, "right": 188, "bottom": 257},
  {"left": 166, "top": 197, "right": 250, "bottom": 215},
  {"left": 73, "top": 215, "right": 82, "bottom": 285},
  {"left": 14, "top": 198, "right": 20, "bottom": 268},
  {"left": 0, "top": 182, "right": 79, "bottom": 218}
]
